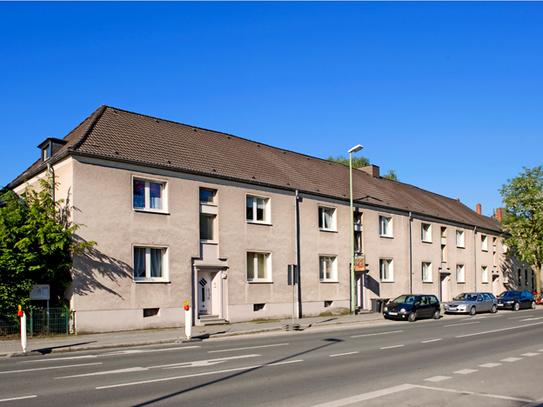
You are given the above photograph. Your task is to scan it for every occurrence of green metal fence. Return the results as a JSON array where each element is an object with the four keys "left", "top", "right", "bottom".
[{"left": 0, "top": 308, "right": 71, "bottom": 336}]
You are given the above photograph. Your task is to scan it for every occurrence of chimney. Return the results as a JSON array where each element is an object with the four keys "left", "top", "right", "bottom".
[
  {"left": 359, "top": 165, "right": 380, "bottom": 178},
  {"left": 476, "top": 203, "right": 481, "bottom": 215},
  {"left": 496, "top": 208, "right": 503, "bottom": 221}
]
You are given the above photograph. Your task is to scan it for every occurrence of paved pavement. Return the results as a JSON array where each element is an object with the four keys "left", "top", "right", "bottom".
[{"left": 0, "top": 311, "right": 385, "bottom": 358}]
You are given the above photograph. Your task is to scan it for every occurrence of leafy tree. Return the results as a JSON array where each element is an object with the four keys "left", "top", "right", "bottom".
[
  {"left": 499, "top": 166, "right": 543, "bottom": 295},
  {"left": 383, "top": 170, "right": 398, "bottom": 181},
  {"left": 326, "top": 155, "right": 370, "bottom": 168},
  {"left": 0, "top": 177, "right": 94, "bottom": 312}
]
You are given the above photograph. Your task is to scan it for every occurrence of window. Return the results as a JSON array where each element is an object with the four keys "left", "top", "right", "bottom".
[
  {"left": 456, "top": 230, "right": 465, "bottom": 248},
  {"left": 525, "top": 270, "right": 528, "bottom": 284},
  {"left": 246, "top": 195, "right": 270, "bottom": 223},
  {"left": 247, "top": 252, "right": 270, "bottom": 281},
  {"left": 518, "top": 269, "right": 522, "bottom": 285},
  {"left": 421, "top": 223, "right": 432, "bottom": 242},
  {"left": 441, "top": 244, "right": 447, "bottom": 262},
  {"left": 133, "top": 179, "right": 165, "bottom": 211},
  {"left": 200, "top": 188, "right": 216, "bottom": 204},
  {"left": 422, "top": 262, "right": 432, "bottom": 282},
  {"left": 379, "top": 216, "right": 393, "bottom": 237},
  {"left": 318, "top": 206, "right": 336, "bottom": 231},
  {"left": 481, "top": 266, "right": 488, "bottom": 283},
  {"left": 319, "top": 256, "right": 337, "bottom": 282},
  {"left": 456, "top": 264, "right": 465, "bottom": 283},
  {"left": 200, "top": 213, "right": 215, "bottom": 241},
  {"left": 354, "top": 231, "right": 363, "bottom": 253},
  {"left": 380, "top": 259, "right": 394, "bottom": 282},
  {"left": 42, "top": 143, "right": 52, "bottom": 161},
  {"left": 354, "top": 212, "right": 363, "bottom": 225},
  {"left": 481, "top": 235, "right": 488, "bottom": 251},
  {"left": 134, "top": 247, "right": 167, "bottom": 281}
]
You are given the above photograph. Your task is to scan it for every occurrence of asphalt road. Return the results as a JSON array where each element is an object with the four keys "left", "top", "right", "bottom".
[{"left": 1, "top": 308, "right": 543, "bottom": 407}]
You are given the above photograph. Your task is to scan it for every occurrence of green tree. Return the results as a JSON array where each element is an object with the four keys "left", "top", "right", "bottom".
[
  {"left": 383, "top": 170, "right": 399, "bottom": 181},
  {"left": 326, "top": 155, "right": 370, "bottom": 168},
  {"left": 0, "top": 177, "right": 94, "bottom": 312},
  {"left": 499, "top": 166, "right": 543, "bottom": 295}
]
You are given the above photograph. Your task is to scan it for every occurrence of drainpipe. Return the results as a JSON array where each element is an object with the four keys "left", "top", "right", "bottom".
[
  {"left": 409, "top": 212, "right": 413, "bottom": 294},
  {"left": 295, "top": 190, "right": 301, "bottom": 318},
  {"left": 46, "top": 163, "right": 55, "bottom": 203},
  {"left": 473, "top": 226, "right": 477, "bottom": 292}
]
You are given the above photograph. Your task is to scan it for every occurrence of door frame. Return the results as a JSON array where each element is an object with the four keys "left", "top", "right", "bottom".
[{"left": 194, "top": 267, "right": 227, "bottom": 320}]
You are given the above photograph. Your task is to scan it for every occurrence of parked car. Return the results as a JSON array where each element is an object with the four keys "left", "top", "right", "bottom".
[
  {"left": 383, "top": 294, "right": 441, "bottom": 322},
  {"left": 444, "top": 292, "right": 497, "bottom": 315},
  {"left": 497, "top": 291, "right": 536, "bottom": 311}
]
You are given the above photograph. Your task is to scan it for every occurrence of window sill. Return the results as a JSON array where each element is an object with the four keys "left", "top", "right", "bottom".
[
  {"left": 457, "top": 281, "right": 466, "bottom": 284},
  {"left": 380, "top": 235, "right": 394, "bottom": 239},
  {"left": 319, "top": 228, "right": 337, "bottom": 233},
  {"left": 134, "top": 209, "right": 170, "bottom": 216},
  {"left": 457, "top": 246, "right": 465, "bottom": 249},
  {"left": 246, "top": 220, "right": 272, "bottom": 226},
  {"left": 319, "top": 280, "right": 339, "bottom": 283},
  {"left": 422, "top": 281, "right": 433, "bottom": 284},
  {"left": 247, "top": 280, "right": 273, "bottom": 284},
  {"left": 200, "top": 240, "right": 218, "bottom": 245},
  {"left": 134, "top": 279, "right": 170, "bottom": 283},
  {"left": 422, "top": 240, "right": 433, "bottom": 244},
  {"left": 380, "top": 280, "right": 394, "bottom": 283}
]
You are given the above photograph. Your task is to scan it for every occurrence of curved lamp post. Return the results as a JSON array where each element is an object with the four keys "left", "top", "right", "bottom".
[{"left": 349, "top": 144, "right": 363, "bottom": 314}]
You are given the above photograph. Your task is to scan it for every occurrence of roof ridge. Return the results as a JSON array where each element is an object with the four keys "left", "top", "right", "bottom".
[{"left": 71, "top": 105, "right": 108, "bottom": 151}]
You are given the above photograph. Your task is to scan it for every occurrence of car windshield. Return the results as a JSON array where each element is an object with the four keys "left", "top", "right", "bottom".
[
  {"left": 391, "top": 295, "right": 416, "bottom": 304},
  {"left": 453, "top": 293, "right": 477, "bottom": 301},
  {"left": 498, "top": 291, "right": 520, "bottom": 299}
]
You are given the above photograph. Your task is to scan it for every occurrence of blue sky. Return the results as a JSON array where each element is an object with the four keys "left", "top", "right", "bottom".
[{"left": 1, "top": 2, "right": 542, "bottom": 216}]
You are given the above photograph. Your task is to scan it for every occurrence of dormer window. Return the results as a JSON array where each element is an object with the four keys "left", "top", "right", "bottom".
[
  {"left": 38, "top": 137, "right": 67, "bottom": 163},
  {"left": 42, "top": 143, "right": 52, "bottom": 161}
]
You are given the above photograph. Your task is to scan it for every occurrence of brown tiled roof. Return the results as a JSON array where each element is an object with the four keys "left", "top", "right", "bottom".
[{"left": 10, "top": 105, "right": 501, "bottom": 233}]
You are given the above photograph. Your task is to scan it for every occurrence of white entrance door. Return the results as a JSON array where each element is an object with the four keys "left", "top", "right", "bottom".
[
  {"left": 440, "top": 274, "right": 450, "bottom": 302},
  {"left": 355, "top": 273, "right": 364, "bottom": 309},
  {"left": 198, "top": 274, "right": 212, "bottom": 315}
]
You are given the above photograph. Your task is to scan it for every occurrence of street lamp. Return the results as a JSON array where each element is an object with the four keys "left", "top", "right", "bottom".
[{"left": 349, "top": 144, "right": 363, "bottom": 314}]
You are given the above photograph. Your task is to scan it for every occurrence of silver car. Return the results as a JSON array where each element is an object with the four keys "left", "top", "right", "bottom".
[{"left": 444, "top": 292, "right": 498, "bottom": 315}]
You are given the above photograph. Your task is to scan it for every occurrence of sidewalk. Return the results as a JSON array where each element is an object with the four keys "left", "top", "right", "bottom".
[{"left": 0, "top": 312, "right": 385, "bottom": 358}]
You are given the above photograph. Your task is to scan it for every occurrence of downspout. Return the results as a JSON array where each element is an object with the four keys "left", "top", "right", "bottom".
[
  {"left": 46, "top": 163, "right": 55, "bottom": 203},
  {"left": 409, "top": 212, "right": 413, "bottom": 294},
  {"left": 473, "top": 226, "right": 477, "bottom": 292},
  {"left": 295, "top": 190, "right": 301, "bottom": 318}
]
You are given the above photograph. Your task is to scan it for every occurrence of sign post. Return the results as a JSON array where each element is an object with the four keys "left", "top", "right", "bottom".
[
  {"left": 18, "top": 305, "right": 26, "bottom": 353},
  {"left": 287, "top": 264, "right": 299, "bottom": 330},
  {"left": 184, "top": 301, "right": 192, "bottom": 340}
]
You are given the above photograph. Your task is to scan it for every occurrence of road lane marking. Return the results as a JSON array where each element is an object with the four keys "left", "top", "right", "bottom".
[
  {"left": 104, "top": 346, "right": 200, "bottom": 355},
  {"left": 351, "top": 330, "right": 402, "bottom": 339},
  {"left": 208, "top": 343, "right": 288, "bottom": 353},
  {"left": 311, "top": 384, "right": 415, "bottom": 407},
  {"left": 18, "top": 355, "right": 98, "bottom": 363},
  {"left": 329, "top": 351, "right": 359, "bottom": 358},
  {"left": 520, "top": 317, "right": 543, "bottom": 321},
  {"left": 414, "top": 385, "right": 533, "bottom": 402},
  {"left": 56, "top": 367, "right": 148, "bottom": 379},
  {"left": 480, "top": 363, "right": 501, "bottom": 368},
  {"left": 159, "top": 354, "right": 261, "bottom": 369},
  {"left": 380, "top": 345, "right": 404, "bottom": 350},
  {"left": 456, "top": 321, "right": 543, "bottom": 338},
  {"left": 0, "top": 362, "right": 102, "bottom": 374},
  {"left": 96, "top": 360, "right": 303, "bottom": 390},
  {"left": 454, "top": 369, "right": 478, "bottom": 374},
  {"left": 421, "top": 339, "right": 442, "bottom": 343},
  {"left": 0, "top": 395, "right": 37, "bottom": 403},
  {"left": 444, "top": 322, "right": 480, "bottom": 327},
  {"left": 424, "top": 376, "right": 451, "bottom": 382},
  {"left": 501, "top": 357, "right": 522, "bottom": 362},
  {"left": 521, "top": 353, "right": 540, "bottom": 357}
]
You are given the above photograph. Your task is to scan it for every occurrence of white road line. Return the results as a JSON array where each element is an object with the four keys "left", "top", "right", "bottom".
[
  {"left": 480, "top": 363, "right": 501, "bottom": 368},
  {"left": 56, "top": 367, "right": 148, "bottom": 379},
  {"left": 444, "top": 321, "right": 480, "bottom": 327},
  {"left": 0, "top": 395, "right": 37, "bottom": 403},
  {"left": 520, "top": 317, "right": 543, "bottom": 321},
  {"left": 456, "top": 321, "right": 543, "bottom": 338},
  {"left": 19, "top": 355, "right": 98, "bottom": 363},
  {"left": 454, "top": 369, "right": 478, "bottom": 374},
  {"left": 150, "top": 354, "right": 261, "bottom": 369},
  {"left": 329, "top": 351, "right": 359, "bottom": 358},
  {"left": 105, "top": 346, "right": 200, "bottom": 355},
  {"left": 521, "top": 353, "right": 540, "bottom": 357},
  {"left": 380, "top": 345, "right": 404, "bottom": 350},
  {"left": 311, "top": 384, "right": 415, "bottom": 407},
  {"left": 96, "top": 360, "right": 303, "bottom": 390},
  {"left": 501, "top": 357, "right": 522, "bottom": 362},
  {"left": 208, "top": 343, "right": 289, "bottom": 353},
  {"left": 0, "top": 362, "right": 102, "bottom": 375},
  {"left": 351, "top": 330, "right": 403, "bottom": 338},
  {"left": 424, "top": 376, "right": 451, "bottom": 382},
  {"left": 415, "top": 385, "right": 533, "bottom": 402},
  {"left": 421, "top": 338, "right": 442, "bottom": 343}
]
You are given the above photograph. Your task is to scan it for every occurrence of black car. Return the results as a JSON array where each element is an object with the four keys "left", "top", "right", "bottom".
[
  {"left": 497, "top": 291, "right": 536, "bottom": 311},
  {"left": 383, "top": 294, "right": 441, "bottom": 322}
]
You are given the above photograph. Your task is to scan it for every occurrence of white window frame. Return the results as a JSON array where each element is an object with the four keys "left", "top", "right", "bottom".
[
  {"left": 481, "top": 266, "right": 489, "bottom": 283},
  {"left": 456, "top": 230, "right": 465, "bottom": 248},
  {"left": 246, "top": 252, "right": 271, "bottom": 282},
  {"left": 133, "top": 177, "right": 167, "bottom": 213},
  {"left": 42, "top": 143, "right": 52, "bottom": 161},
  {"left": 246, "top": 195, "right": 271, "bottom": 224},
  {"left": 199, "top": 188, "right": 217, "bottom": 205},
  {"left": 318, "top": 206, "right": 337, "bottom": 231},
  {"left": 481, "top": 235, "right": 488, "bottom": 251},
  {"left": 421, "top": 223, "right": 432, "bottom": 243},
  {"left": 379, "top": 216, "right": 393, "bottom": 237},
  {"left": 422, "top": 262, "right": 432, "bottom": 282},
  {"left": 456, "top": 264, "right": 465, "bottom": 283},
  {"left": 133, "top": 246, "right": 168, "bottom": 282},
  {"left": 200, "top": 213, "right": 216, "bottom": 242},
  {"left": 319, "top": 256, "right": 338, "bottom": 282},
  {"left": 379, "top": 259, "right": 394, "bottom": 282}
]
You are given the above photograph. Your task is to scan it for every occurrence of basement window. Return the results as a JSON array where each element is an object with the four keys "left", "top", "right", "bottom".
[
  {"left": 253, "top": 303, "right": 265, "bottom": 312},
  {"left": 143, "top": 308, "right": 159, "bottom": 318},
  {"left": 324, "top": 301, "right": 333, "bottom": 308}
]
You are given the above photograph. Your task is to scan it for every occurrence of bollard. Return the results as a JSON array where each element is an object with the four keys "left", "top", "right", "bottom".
[
  {"left": 184, "top": 301, "right": 192, "bottom": 340},
  {"left": 18, "top": 306, "right": 26, "bottom": 353}
]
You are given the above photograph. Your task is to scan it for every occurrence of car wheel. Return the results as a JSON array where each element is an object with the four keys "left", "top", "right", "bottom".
[
  {"left": 490, "top": 304, "right": 497, "bottom": 313},
  {"left": 469, "top": 306, "right": 476, "bottom": 316},
  {"left": 432, "top": 309, "right": 440, "bottom": 319},
  {"left": 513, "top": 302, "right": 520, "bottom": 311},
  {"left": 408, "top": 312, "right": 417, "bottom": 322},
  {"left": 531, "top": 301, "right": 536, "bottom": 309}
]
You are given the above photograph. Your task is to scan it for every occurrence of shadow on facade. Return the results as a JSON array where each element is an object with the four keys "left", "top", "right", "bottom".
[{"left": 366, "top": 274, "right": 380, "bottom": 297}]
